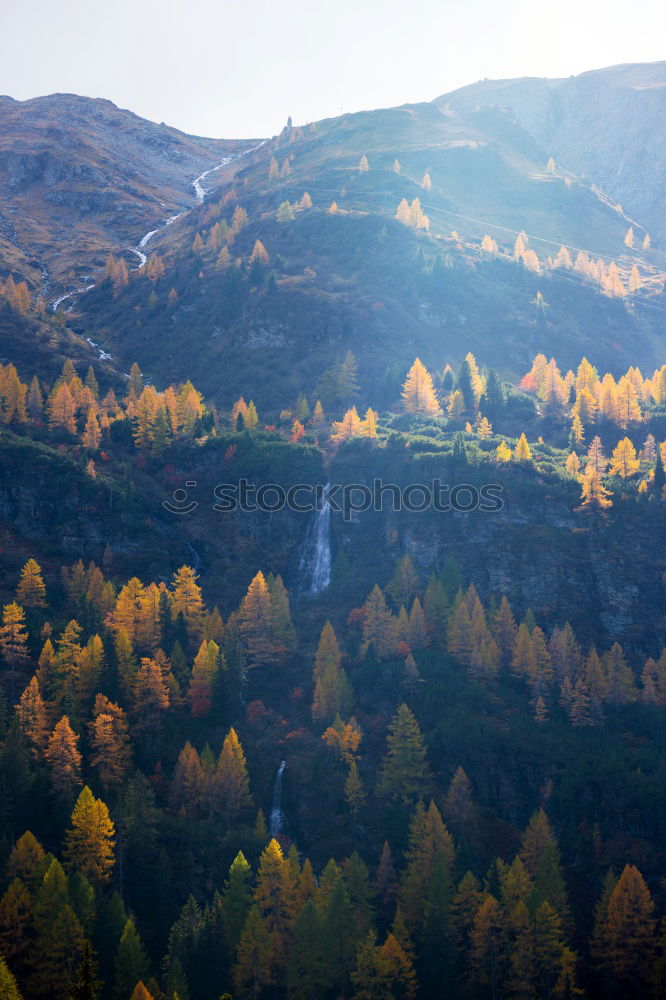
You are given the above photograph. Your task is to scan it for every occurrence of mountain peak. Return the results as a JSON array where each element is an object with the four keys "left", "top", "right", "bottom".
[{"left": 438, "top": 62, "right": 666, "bottom": 241}]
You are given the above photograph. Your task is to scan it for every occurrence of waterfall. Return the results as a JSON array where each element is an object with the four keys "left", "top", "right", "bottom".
[
  {"left": 269, "top": 760, "right": 286, "bottom": 837},
  {"left": 49, "top": 141, "right": 268, "bottom": 312},
  {"left": 192, "top": 141, "right": 269, "bottom": 204},
  {"left": 193, "top": 157, "right": 232, "bottom": 203},
  {"left": 310, "top": 494, "right": 332, "bottom": 594},
  {"left": 185, "top": 541, "right": 201, "bottom": 572},
  {"left": 298, "top": 484, "right": 332, "bottom": 595}
]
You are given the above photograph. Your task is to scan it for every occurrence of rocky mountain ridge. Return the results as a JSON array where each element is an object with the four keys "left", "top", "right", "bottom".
[
  {"left": 0, "top": 92, "right": 255, "bottom": 293},
  {"left": 439, "top": 61, "right": 666, "bottom": 241}
]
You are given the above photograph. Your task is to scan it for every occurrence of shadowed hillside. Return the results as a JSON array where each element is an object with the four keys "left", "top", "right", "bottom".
[{"left": 70, "top": 97, "right": 666, "bottom": 409}]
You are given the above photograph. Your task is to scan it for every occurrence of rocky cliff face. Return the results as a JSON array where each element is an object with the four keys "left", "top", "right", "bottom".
[
  {"left": 2, "top": 415, "right": 664, "bottom": 659},
  {"left": 328, "top": 455, "right": 666, "bottom": 655},
  {"left": 0, "top": 428, "right": 323, "bottom": 612},
  {"left": 440, "top": 62, "right": 666, "bottom": 242}
]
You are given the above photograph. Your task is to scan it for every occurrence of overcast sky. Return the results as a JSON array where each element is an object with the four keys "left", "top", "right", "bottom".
[{"left": 3, "top": 0, "right": 665, "bottom": 139}]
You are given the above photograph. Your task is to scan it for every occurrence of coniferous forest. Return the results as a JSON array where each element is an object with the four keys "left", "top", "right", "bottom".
[{"left": 1, "top": 35, "right": 666, "bottom": 1000}]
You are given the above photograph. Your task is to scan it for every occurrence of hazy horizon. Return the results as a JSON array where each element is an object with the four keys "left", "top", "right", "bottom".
[
  {"left": 2, "top": 55, "right": 665, "bottom": 140},
  {"left": 3, "top": 0, "right": 666, "bottom": 138}
]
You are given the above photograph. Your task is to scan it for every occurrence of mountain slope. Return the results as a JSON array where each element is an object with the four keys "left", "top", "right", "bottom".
[
  {"left": 2, "top": 72, "right": 665, "bottom": 411},
  {"left": 0, "top": 93, "right": 255, "bottom": 294},
  {"left": 439, "top": 61, "right": 666, "bottom": 242},
  {"left": 72, "top": 97, "right": 666, "bottom": 409}
]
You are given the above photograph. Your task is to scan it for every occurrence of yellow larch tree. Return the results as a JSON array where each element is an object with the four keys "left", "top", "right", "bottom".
[
  {"left": 49, "top": 382, "right": 77, "bottom": 433},
  {"left": 447, "top": 390, "right": 465, "bottom": 419},
  {"left": 130, "top": 984, "right": 153, "bottom": 1000},
  {"left": 132, "top": 387, "right": 159, "bottom": 449},
  {"left": 577, "top": 471, "right": 613, "bottom": 511},
  {"left": 253, "top": 838, "right": 291, "bottom": 968},
  {"left": 570, "top": 414, "right": 584, "bottom": 448},
  {"left": 106, "top": 577, "right": 145, "bottom": 643},
  {"left": 16, "top": 675, "right": 49, "bottom": 756},
  {"left": 250, "top": 239, "right": 269, "bottom": 264},
  {"left": 514, "top": 234, "right": 527, "bottom": 261},
  {"left": 603, "top": 261, "right": 625, "bottom": 297},
  {"left": 629, "top": 264, "right": 641, "bottom": 293},
  {"left": 586, "top": 436, "right": 607, "bottom": 476},
  {"left": 171, "top": 565, "right": 205, "bottom": 638},
  {"left": 331, "top": 406, "right": 363, "bottom": 443},
  {"left": 361, "top": 585, "right": 397, "bottom": 659},
  {"left": 513, "top": 433, "right": 532, "bottom": 462},
  {"left": 45, "top": 716, "right": 82, "bottom": 801},
  {"left": 524, "top": 249, "right": 540, "bottom": 271},
  {"left": 82, "top": 408, "right": 101, "bottom": 451},
  {"left": 573, "top": 357, "right": 598, "bottom": 396},
  {"left": 572, "top": 388, "right": 598, "bottom": 426},
  {"left": 555, "top": 245, "right": 572, "bottom": 268},
  {"left": 593, "top": 864, "right": 656, "bottom": 991},
  {"left": 609, "top": 438, "right": 640, "bottom": 478},
  {"left": 0, "top": 602, "right": 30, "bottom": 677},
  {"left": 395, "top": 199, "right": 411, "bottom": 225},
  {"left": 313, "top": 622, "right": 341, "bottom": 682},
  {"left": 89, "top": 695, "right": 132, "bottom": 792},
  {"left": 216, "top": 246, "right": 232, "bottom": 269},
  {"left": 409, "top": 198, "right": 429, "bottom": 230},
  {"left": 64, "top": 785, "right": 115, "bottom": 883},
  {"left": 362, "top": 407, "right": 378, "bottom": 438},
  {"left": 539, "top": 359, "right": 567, "bottom": 414},
  {"left": 230, "top": 396, "right": 249, "bottom": 429},
  {"left": 238, "top": 570, "right": 274, "bottom": 667},
  {"left": 188, "top": 639, "right": 220, "bottom": 717},
  {"left": 565, "top": 452, "right": 581, "bottom": 477},
  {"left": 322, "top": 715, "right": 362, "bottom": 764},
  {"left": 16, "top": 559, "right": 47, "bottom": 608},
  {"left": 614, "top": 377, "right": 642, "bottom": 429},
  {"left": 476, "top": 417, "right": 492, "bottom": 439},
  {"left": 213, "top": 727, "right": 253, "bottom": 828},
  {"left": 231, "top": 205, "right": 249, "bottom": 232},
  {"left": 401, "top": 359, "right": 441, "bottom": 416}
]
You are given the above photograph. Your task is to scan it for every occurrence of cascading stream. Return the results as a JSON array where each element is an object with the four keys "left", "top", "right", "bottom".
[
  {"left": 298, "top": 484, "right": 332, "bottom": 596},
  {"left": 48, "top": 138, "right": 269, "bottom": 360},
  {"left": 269, "top": 760, "right": 286, "bottom": 837}
]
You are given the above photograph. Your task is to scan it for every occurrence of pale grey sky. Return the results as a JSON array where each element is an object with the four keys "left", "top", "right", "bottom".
[{"left": 3, "top": 0, "right": 665, "bottom": 139}]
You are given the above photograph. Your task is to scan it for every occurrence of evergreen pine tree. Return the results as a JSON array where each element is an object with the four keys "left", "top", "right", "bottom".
[
  {"left": 234, "top": 905, "right": 274, "bottom": 999},
  {"left": 377, "top": 704, "right": 431, "bottom": 803},
  {"left": 286, "top": 898, "right": 330, "bottom": 999},
  {"left": 213, "top": 727, "right": 253, "bottom": 828},
  {"left": 113, "top": 919, "right": 150, "bottom": 1000}
]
